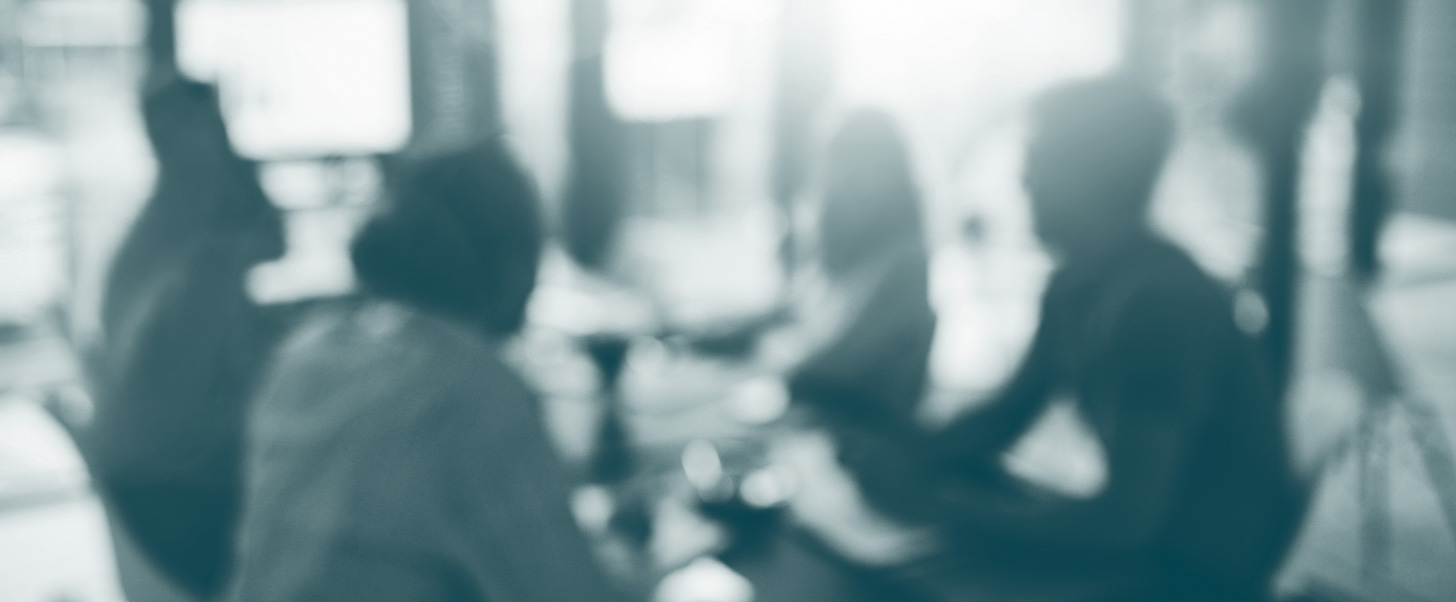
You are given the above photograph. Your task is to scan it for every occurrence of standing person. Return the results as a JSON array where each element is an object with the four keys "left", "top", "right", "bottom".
[
  {"left": 835, "top": 77, "right": 1303, "bottom": 602},
  {"left": 87, "top": 75, "right": 286, "bottom": 599},
  {"left": 226, "top": 140, "right": 629, "bottom": 601},
  {"left": 781, "top": 109, "right": 937, "bottom": 423}
]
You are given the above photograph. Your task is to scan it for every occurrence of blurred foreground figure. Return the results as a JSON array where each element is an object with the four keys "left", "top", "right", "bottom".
[
  {"left": 227, "top": 141, "right": 627, "bottom": 601},
  {"left": 88, "top": 76, "right": 285, "bottom": 598},
  {"left": 783, "top": 110, "right": 936, "bottom": 421},
  {"left": 839, "top": 78, "right": 1303, "bottom": 602}
]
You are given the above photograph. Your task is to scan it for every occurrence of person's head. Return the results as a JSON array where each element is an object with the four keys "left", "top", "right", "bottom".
[
  {"left": 350, "top": 140, "right": 543, "bottom": 337},
  {"left": 137, "top": 74, "right": 283, "bottom": 263},
  {"left": 819, "top": 109, "right": 925, "bottom": 278},
  {"left": 142, "top": 75, "right": 226, "bottom": 165},
  {"left": 1023, "top": 76, "right": 1174, "bottom": 253}
]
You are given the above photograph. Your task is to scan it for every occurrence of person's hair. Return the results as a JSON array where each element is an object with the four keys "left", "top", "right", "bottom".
[
  {"left": 350, "top": 140, "right": 544, "bottom": 337},
  {"left": 818, "top": 109, "right": 926, "bottom": 278},
  {"left": 1029, "top": 76, "right": 1175, "bottom": 217}
]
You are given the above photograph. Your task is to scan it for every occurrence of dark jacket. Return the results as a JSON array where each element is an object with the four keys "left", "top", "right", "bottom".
[
  {"left": 87, "top": 79, "right": 285, "bottom": 598},
  {"left": 845, "top": 238, "right": 1301, "bottom": 602}
]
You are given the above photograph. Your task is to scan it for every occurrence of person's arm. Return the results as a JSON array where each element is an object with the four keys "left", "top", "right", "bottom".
[
  {"left": 832, "top": 307, "right": 1055, "bottom": 520},
  {"left": 675, "top": 306, "right": 795, "bottom": 359},
  {"left": 919, "top": 265, "right": 1089, "bottom": 467},
  {"left": 928, "top": 316, "right": 1060, "bottom": 466},
  {"left": 832, "top": 266, "right": 1059, "bottom": 520},
  {"left": 928, "top": 286, "right": 1219, "bottom": 553},
  {"left": 790, "top": 251, "right": 935, "bottom": 422}
]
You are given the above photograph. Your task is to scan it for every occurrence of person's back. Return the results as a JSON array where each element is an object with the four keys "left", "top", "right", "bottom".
[
  {"left": 227, "top": 139, "right": 626, "bottom": 601},
  {"left": 230, "top": 302, "right": 621, "bottom": 601},
  {"left": 1027, "top": 235, "right": 1297, "bottom": 599},
  {"left": 1143, "top": 258, "right": 1300, "bottom": 599}
]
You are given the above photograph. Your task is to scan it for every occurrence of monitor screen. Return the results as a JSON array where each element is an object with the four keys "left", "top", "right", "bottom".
[{"left": 176, "top": 0, "right": 412, "bottom": 160}]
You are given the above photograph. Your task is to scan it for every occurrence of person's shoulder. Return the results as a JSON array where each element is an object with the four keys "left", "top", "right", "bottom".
[
  {"left": 398, "top": 306, "right": 497, "bottom": 362},
  {"left": 390, "top": 307, "right": 541, "bottom": 423},
  {"left": 1130, "top": 241, "right": 1230, "bottom": 310},
  {"left": 864, "top": 243, "right": 931, "bottom": 303},
  {"left": 1086, "top": 242, "right": 1238, "bottom": 356},
  {"left": 256, "top": 304, "right": 464, "bottom": 422},
  {"left": 881, "top": 242, "right": 930, "bottom": 277},
  {"left": 281, "top": 302, "right": 490, "bottom": 368},
  {"left": 264, "top": 303, "right": 379, "bottom": 384},
  {"left": 263, "top": 300, "right": 534, "bottom": 422}
]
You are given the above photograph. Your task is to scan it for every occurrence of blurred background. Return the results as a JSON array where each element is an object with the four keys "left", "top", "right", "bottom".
[{"left": 0, "top": 0, "right": 1454, "bottom": 601}]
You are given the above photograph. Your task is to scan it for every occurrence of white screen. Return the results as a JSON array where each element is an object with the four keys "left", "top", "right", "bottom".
[
  {"left": 604, "top": 0, "right": 759, "bottom": 122},
  {"left": 176, "top": 0, "right": 412, "bottom": 159}
]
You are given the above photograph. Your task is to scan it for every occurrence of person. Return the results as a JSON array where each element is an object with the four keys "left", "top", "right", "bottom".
[
  {"left": 766, "top": 109, "right": 937, "bottom": 423},
  {"left": 225, "top": 140, "right": 628, "bottom": 601},
  {"left": 87, "top": 74, "right": 286, "bottom": 599},
  {"left": 832, "top": 77, "right": 1304, "bottom": 602}
]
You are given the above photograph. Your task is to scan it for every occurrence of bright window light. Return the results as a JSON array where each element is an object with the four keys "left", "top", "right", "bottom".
[
  {"left": 176, "top": 0, "right": 412, "bottom": 159},
  {"left": 604, "top": 0, "right": 777, "bottom": 122},
  {"left": 835, "top": 0, "right": 1123, "bottom": 109}
]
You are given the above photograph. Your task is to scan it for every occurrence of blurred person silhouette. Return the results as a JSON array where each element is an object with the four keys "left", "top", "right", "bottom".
[
  {"left": 831, "top": 77, "right": 1304, "bottom": 602},
  {"left": 87, "top": 74, "right": 286, "bottom": 599},
  {"left": 786, "top": 110, "right": 937, "bottom": 423},
  {"left": 225, "top": 139, "right": 629, "bottom": 601},
  {"left": 692, "top": 110, "right": 936, "bottom": 423}
]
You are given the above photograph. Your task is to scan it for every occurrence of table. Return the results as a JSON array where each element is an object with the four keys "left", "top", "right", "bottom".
[{"left": 522, "top": 332, "right": 943, "bottom": 602}]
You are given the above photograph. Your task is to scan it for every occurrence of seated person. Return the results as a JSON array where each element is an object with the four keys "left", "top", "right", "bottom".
[
  {"left": 785, "top": 110, "right": 937, "bottom": 423},
  {"left": 832, "top": 77, "right": 1303, "bottom": 602},
  {"left": 226, "top": 141, "right": 629, "bottom": 601},
  {"left": 693, "top": 110, "right": 935, "bottom": 422}
]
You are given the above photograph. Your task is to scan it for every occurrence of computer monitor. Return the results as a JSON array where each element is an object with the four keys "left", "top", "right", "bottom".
[{"left": 175, "top": 0, "right": 412, "bottom": 160}]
